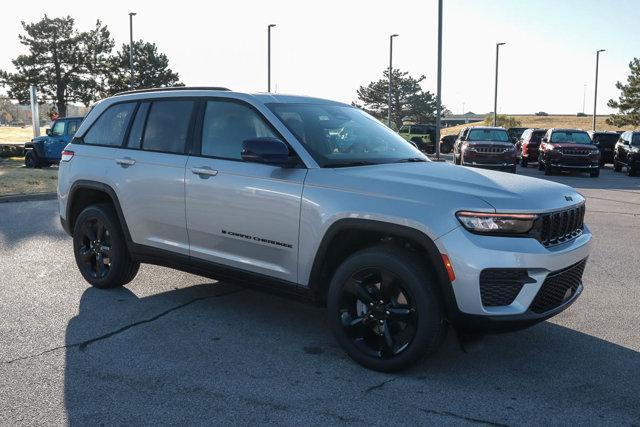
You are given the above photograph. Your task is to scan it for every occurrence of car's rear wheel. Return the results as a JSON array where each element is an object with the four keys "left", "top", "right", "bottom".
[
  {"left": 590, "top": 168, "right": 600, "bottom": 178},
  {"left": 327, "top": 246, "right": 446, "bottom": 372},
  {"left": 628, "top": 164, "right": 637, "bottom": 177},
  {"left": 544, "top": 161, "right": 554, "bottom": 175},
  {"left": 538, "top": 159, "right": 545, "bottom": 171},
  {"left": 521, "top": 156, "right": 528, "bottom": 167},
  {"left": 73, "top": 203, "right": 139, "bottom": 288}
]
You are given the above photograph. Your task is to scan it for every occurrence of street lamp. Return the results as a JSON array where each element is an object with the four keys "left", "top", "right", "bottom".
[
  {"left": 493, "top": 42, "right": 506, "bottom": 127},
  {"left": 388, "top": 34, "right": 399, "bottom": 128},
  {"left": 435, "top": 0, "right": 443, "bottom": 159},
  {"left": 129, "top": 12, "right": 137, "bottom": 89},
  {"left": 267, "top": 24, "right": 276, "bottom": 92},
  {"left": 593, "top": 49, "right": 605, "bottom": 131}
]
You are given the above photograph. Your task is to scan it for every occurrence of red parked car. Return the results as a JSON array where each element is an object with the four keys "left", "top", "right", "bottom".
[
  {"left": 538, "top": 128, "right": 601, "bottom": 177},
  {"left": 519, "top": 128, "right": 547, "bottom": 167}
]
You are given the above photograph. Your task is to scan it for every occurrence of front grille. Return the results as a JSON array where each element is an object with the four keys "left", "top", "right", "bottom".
[
  {"left": 530, "top": 259, "right": 587, "bottom": 313},
  {"left": 561, "top": 148, "right": 590, "bottom": 156},
  {"left": 480, "top": 269, "right": 533, "bottom": 307},
  {"left": 533, "top": 204, "right": 585, "bottom": 247},
  {"left": 474, "top": 146, "right": 508, "bottom": 154}
]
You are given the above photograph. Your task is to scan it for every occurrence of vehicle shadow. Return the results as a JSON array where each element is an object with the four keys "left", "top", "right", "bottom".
[{"left": 63, "top": 283, "right": 640, "bottom": 424}]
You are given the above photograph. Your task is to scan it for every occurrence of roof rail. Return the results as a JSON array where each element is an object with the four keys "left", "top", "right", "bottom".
[{"left": 114, "top": 86, "right": 231, "bottom": 96}]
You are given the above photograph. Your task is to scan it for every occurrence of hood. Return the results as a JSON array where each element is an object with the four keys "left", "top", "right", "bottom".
[
  {"left": 466, "top": 140, "right": 512, "bottom": 147},
  {"left": 322, "top": 162, "right": 584, "bottom": 213},
  {"left": 549, "top": 142, "right": 595, "bottom": 150},
  {"left": 31, "top": 135, "right": 49, "bottom": 143}
]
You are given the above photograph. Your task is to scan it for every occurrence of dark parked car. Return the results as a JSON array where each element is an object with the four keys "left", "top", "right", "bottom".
[
  {"left": 453, "top": 126, "right": 516, "bottom": 173},
  {"left": 439, "top": 134, "right": 456, "bottom": 154},
  {"left": 507, "top": 127, "right": 528, "bottom": 143},
  {"left": 588, "top": 131, "right": 619, "bottom": 166},
  {"left": 24, "top": 116, "right": 83, "bottom": 168},
  {"left": 519, "top": 128, "right": 547, "bottom": 167},
  {"left": 613, "top": 131, "right": 640, "bottom": 176},
  {"left": 538, "top": 128, "right": 600, "bottom": 177}
]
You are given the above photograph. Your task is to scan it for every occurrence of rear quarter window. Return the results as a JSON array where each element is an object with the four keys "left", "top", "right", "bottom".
[{"left": 83, "top": 103, "right": 136, "bottom": 146}]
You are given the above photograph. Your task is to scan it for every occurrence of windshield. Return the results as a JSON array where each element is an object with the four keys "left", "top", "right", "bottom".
[
  {"left": 467, "top": 129, "right": 510, "bottom": 142},
  {"left": 632, "top": 134, "right": 640, "bottom": 146},
  {"left": 550, "top": 131, "right": 591, "bottom": 144},
  {"left": 267, "top": 103, "right": 426, "bottom": 167}
]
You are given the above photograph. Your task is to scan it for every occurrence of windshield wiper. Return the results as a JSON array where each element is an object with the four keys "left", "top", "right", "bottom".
[
  {"left": 324, "top": 160, "right": 379, "bottom": 168},
  {"left": 393, "top": 157, "right": 428, "bottom": 163}
]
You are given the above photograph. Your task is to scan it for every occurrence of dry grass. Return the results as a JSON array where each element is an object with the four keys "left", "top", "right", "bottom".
[
  {"left": 0, "top": 126, "right": 34, "bottom": 144},
  {"left": 440, "top": 115, "right": 636, "bottom": 136},
  {"left": 0, "top": 157, "right": 57, "bottom": 196}
]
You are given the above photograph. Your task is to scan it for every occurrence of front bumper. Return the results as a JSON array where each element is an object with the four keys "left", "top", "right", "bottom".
[{"left": 435, "top": 224, "right": 591, "bottom": 332}]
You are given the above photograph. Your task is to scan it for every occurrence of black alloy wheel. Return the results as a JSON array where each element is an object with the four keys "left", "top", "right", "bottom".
[
  {"left": 337, "top": 267, "right": 418, "bottom": 359},
  {"left": 73, "top": 203, "right": 139, "bottom": 288},
  {"left": 327, "top": 246, "right": 446, "bottom": 372},
  {"left": 77, "top": 217, "right": 113, "bottom": 280}
]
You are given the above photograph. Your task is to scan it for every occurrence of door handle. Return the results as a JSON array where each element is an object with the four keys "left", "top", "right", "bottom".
[
  {"left": 116, "top": 157, "right": 136, "bottom": 166},
  {"left": 191, "top": 167, "right": 218, "bottom": 177}
]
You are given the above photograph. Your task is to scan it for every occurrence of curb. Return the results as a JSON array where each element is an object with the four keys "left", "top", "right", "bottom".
[{"left": 0, "top": 192, "right": 57, "bottom": 204}]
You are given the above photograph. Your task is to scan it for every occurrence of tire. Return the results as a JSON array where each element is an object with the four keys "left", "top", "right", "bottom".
[
  {"left": 327, "top": 245, "right": 446, "bottom": 372},
  {"left": 24, "top": 151, "right": 40, "bottom": 168},
  {"left": 544, "top": 161, "right": 554, "bottom": 176},
  {"left": 509, "top": 165, "right": 517, "bottom": 174},
  {"left": 521, "top": 156, "right": 528, "bottom": 168},
  {"left": 590, "top": 168, "right": 600, "bottom": 178},
  {"left": 73, "top": 203, "right": 139, "bottom": 288},
  {"left": 614, "top": 155, "right": 622, "bottom": 172},
  {"left": 628, "top": 165, "right": 636, "bottom": 177},
  {"left": 538, "top": 159, "right": 545, "bottom": 171}
]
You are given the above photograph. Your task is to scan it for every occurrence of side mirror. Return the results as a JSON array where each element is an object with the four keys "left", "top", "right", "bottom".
[
  {"left": 241, "top": 137, "right": 297, "bottom": 167},
  {"left": 45, "top": 128, "right": 52, "bottom": 136}
]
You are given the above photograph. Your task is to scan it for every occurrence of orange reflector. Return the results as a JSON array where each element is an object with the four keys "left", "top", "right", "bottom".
[{"left": 441, "top": 254, "right": 456, "bottom": 283}]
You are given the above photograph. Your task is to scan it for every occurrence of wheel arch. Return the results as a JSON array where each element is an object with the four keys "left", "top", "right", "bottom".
[
  {"left": 67, "top": 180, "right": 132, "bottom": 242},
  {"left": 307, "top": 218, "right": 457, "bottom": 318}
]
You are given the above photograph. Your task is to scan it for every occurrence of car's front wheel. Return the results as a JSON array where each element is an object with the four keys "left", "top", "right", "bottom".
[
  {"left": 544, "top": 161, "right": 554, "bottom": 175},
  {"left": 73, "top": 203, "right": 139, "bottom": 288},
  {"left": 327, "top": 246, "right": 446, "bottom": 372},
  {"left": 521, "top": 156, "right": 528, "bottom": 167},
  {"left": 24, "top": 151, "right": 39, "bottom": 168},
  {"left": 614, "top": 154, "right": 622, "bottom": 172}
]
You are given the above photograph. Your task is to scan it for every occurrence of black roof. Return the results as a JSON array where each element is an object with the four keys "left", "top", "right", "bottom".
[{"left": 114, "top": 86, "right": 231, "bottom": 96}]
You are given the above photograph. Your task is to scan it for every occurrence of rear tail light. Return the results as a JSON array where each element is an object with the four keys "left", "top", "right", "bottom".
[{"left": 61, "top": 150, "right": 74, "bottom": 162}]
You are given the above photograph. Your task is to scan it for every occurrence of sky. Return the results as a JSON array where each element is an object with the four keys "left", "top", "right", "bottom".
[{"left": 1, "top": 0, "right": 639, "bottom": 115}]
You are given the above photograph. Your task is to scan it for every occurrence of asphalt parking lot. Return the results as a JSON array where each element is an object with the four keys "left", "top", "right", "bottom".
[{"left": 1, "top": 164, "right": 639, "bottom": 425}]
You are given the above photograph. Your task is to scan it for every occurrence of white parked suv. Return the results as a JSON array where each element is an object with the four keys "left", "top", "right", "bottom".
[{"left": 58, "top": 87, "right": 591, "bottom": 371}]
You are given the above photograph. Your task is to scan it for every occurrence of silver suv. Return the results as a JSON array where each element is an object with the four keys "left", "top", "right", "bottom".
[{"left": 58, "top": 87, "right": 592, "bottom": 372}]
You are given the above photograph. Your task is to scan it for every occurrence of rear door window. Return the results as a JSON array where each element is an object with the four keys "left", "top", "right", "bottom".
[
  {"left": 66, "top": 120, "right": 81, "bottom": 136},
  {"left": 84, "top": 103, "right": 136, "bottom": 146},
  {"left": 141, "top": 100, "right": 195, "bottom": 154}
]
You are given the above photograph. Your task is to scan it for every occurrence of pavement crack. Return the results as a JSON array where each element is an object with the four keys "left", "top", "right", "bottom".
[
  {"left": 2, "top": 289, "right": 243, "bottom": 365},
  {"left": 364, "top": 377, "right": 397, "bottom": 393},
  {"left": 419, "top": 408, "right": 508, "bottom": 426}
]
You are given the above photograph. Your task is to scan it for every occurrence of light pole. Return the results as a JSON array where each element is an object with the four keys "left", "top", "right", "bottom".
[
  {"left": 435, "top": 0, "right": 443, "bottom": 159},
  {"left": 267, "top": 24, "right": 276, "bottom": 92},
  {"left": 129, "top": 12, "right": 136, "bottom": 89},
  {"left": 493, "top": 42, "right": 506, "bottom": 127},
  {"left": 388, "top": 34, "right": 399, "bottom": 128},
  {"left": 593, "top": 49, "right": 605, "bottom": 131},
  {"left": 582, "top": 84, "right": 587, "bottom": 114}
]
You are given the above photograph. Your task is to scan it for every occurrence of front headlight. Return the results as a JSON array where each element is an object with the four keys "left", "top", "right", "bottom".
[
  {"left": 504, "top": 145, "right": 515, "bottom": 152},
  {"left": 456, "top": 211, "right": 538, "bottom": 234}
]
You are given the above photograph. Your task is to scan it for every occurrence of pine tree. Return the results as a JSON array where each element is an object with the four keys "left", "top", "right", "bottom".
[
  {"left": 0, "top": 16, "right": 113, "bottom": 117},
  {"left": 607, "top": 58, "right": 640, "bottom": 127},
  {"left": 103, "top": 41, "right": 182, "bottom": 96}
]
